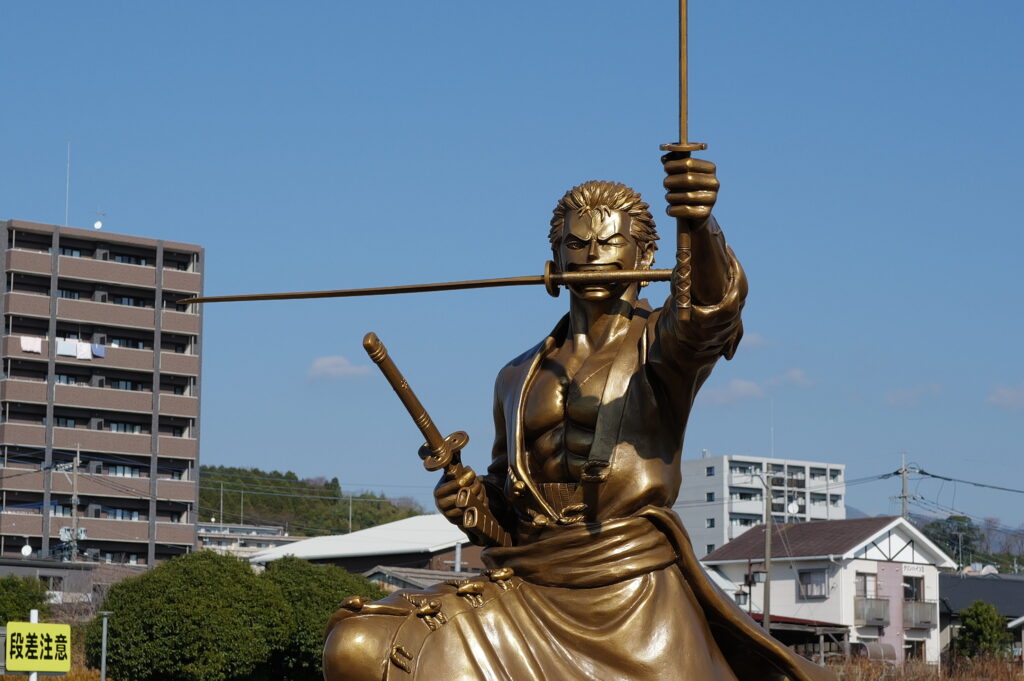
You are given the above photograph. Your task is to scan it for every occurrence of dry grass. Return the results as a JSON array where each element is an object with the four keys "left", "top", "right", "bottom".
[
  {"left": 1, "top": 665, "right": 104, "bottom": 681},
  {"left": 831, "top": 658, "right": 1024, "bottom": 681}
]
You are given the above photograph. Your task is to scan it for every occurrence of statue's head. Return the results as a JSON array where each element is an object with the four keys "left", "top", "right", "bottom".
[{"left": 549, "top": 181, "right": 658, "bottom": 300}]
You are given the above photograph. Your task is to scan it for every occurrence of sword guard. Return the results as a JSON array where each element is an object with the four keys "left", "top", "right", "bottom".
[
  {"left": 419, "top": 431, "right": 469, "bottom": 471},
  {"left": 660, "top": 141, "right": 707, "bottom": 152},
  {"left": 543, "top": 260, "right": 560, "bottom": 298}
]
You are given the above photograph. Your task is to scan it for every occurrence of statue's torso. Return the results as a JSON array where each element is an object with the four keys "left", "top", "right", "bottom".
[{"left": 522, "top": 337, "right": 621, "bottom": 484}]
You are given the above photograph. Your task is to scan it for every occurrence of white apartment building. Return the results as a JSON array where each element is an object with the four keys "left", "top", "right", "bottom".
[{"left": 674, "top": 453, "right": 846, "bottom": 558}]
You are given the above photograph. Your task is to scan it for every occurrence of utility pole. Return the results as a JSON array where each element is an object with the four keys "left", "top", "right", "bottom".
[
  {"left": 891, "top": 452, "right": 920, "bottom": 519},
  {"left": 219, "top": 482, "right": 223, "bottom": 524},
  {"left": 240, "top": 490, "right": 244, "bottom": 525},
  {"left": 69, "top": 444, "right": 80, "bottom": 561},
  {"left": 764, "top": 486, "right": 772, "bottom": 633}
]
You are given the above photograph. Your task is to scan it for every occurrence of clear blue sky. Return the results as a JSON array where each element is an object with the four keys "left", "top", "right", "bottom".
[{"left": 2, "top": 2, "right": 1022, "bottom": 530}]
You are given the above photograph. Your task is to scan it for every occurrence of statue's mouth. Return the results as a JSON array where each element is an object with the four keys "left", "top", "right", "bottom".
[{"left": 567, "top": 263, "right": 623, "bottom": 273}]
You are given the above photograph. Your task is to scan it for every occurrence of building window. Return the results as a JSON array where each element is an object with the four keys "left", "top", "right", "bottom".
[
  {"left": 798, "top": 569, "right": 828, "bottom": 599},
  {"left": 113, "top": 254, "right": 150, "bottom": 266},
  {"left": 705, "top": 518, "right": 715, "bottom": 529},
  {"left": 53, "top": 416, "right": 77, "bottom": 428},
  {"left": 170, "top": 469, "right": 183, "bottom": 480},
  {"left": 58, "top": 289, "right": 80, "bottom": 300},
  {"left": 855, "top": 572, "right": 876, "bottom": 598},
  {"left": 108, "top": 508, "right": 141, "bottom": 521},
  {"left": 109, "top": 465, "right": 142, "bottom": 478},
  {"left": 111, "top": 295, "right": 147, "bottom": 307},
  {"left": 109, "top": 337, "right": 145, "bottom": 350},
  {"left": 54, "top": 374, "right": 77, "bottom": 385},
  {"left": 705, "top": 544, "right": 715, "bottom": 554},
  {"left": 705, "top": 466, "right": 715, "bottom": 477},
  {"left": 109, "top": 422, "right": 143, "bottom": 434},
  {"left": 51, "top": 504, "right": 72, "bottom": 517},
  {"left": 110, "top": 379, "right": 145, "bottom": 391},
  {"left": 59, "top": 247, "right": 82, "bottom": 257},
  {"left": 705, "top": 492, "right": 715, "bottom": 502}
]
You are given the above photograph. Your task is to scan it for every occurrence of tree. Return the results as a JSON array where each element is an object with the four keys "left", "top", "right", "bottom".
[
  {"left": 955, "top": 600, "right": 1010, "bottom": 658},
  {"left": 920, "top": 515, "right": 983, "bottom": 565},
  {"left": 260, "top": 556, "right": 385, "bottom": 681},
  {"left": 0, "top": 574, "right": 50, "bottom": 623},
  {"left": 84, "top": 551, "right": 290, "bottom": 681}
]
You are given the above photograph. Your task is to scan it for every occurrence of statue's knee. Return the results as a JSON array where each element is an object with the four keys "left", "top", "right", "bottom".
[{"left": 323, "top": 616, "right": 396, "bottom": 681}]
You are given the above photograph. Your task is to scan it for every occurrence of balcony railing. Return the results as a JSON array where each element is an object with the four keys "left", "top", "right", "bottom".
[
  {"left": 854, "top": 597, "right": 890, "bottom": 626},
  {"left": 903, "top": 600, "right": 937, "bottom": 629}
]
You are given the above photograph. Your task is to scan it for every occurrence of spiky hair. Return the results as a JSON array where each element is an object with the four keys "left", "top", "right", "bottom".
[{"left": 549, "top": 180, "right": 658, "bottom": 254}]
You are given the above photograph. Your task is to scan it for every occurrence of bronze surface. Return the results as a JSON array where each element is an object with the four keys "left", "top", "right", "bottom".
[
  {"left": 177, "top": 267, "right": 672, "bottom": 305},
  {"left": 323, "top": 152, "right": 835, "bottom": 680}
]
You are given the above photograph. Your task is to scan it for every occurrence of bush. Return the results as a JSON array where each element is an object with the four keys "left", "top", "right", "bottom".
[
  {"left": 0, "top": 574, "right": 50, "bottom": 623},
  {"left": 954, "top": 600, "right": 1011, "bottom": 659},
  {"left": 259, "top": 556, "right": 385, "bottom": 681},
  {"left": 84, "top": 552, "right": 290, "bottom": 681}
]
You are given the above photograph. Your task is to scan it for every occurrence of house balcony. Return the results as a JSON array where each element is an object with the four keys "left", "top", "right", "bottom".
[
  {"left": 903, "top": 600, "right": 938, "bottom": 629},
  {"left": 854, "top": 597, "right": 890, "bottom": 626}
]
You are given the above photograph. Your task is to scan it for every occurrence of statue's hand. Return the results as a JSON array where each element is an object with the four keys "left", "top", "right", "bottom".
[
  {"left": 662, "top": 153, "right": 719, "bottom": 221},
  {"left": 434, "top": 465, "right": 486, "bottom": 521}
]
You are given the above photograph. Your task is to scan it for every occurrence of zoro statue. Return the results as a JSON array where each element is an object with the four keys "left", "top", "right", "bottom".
[{"left": 321, "top": 154, "right": 835, "bottom": 681}]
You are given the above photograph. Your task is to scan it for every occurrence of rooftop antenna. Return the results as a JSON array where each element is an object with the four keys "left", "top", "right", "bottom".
[
  {"left": 64, "top": 142, "right": 71, "bottom": 226},
  {"left": 94, "top": 208, "right": 106, "bottom": 230}
]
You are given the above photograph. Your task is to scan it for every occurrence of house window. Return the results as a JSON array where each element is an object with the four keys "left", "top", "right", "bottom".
[
  {"left": 903, "top": 575, "right": 924, "bottom": 602},
  {"left": 705, "top": 544, "right": 716, "bottom": 554},
  {"left": 705, "top": 466, "right": 715, "bottom": 477},
  {"left": 705, "top": 518, "right": 715, "bottom": 529},
  {"left": 798, "top": 569, "right": 828, "bottom": 599},
  {"left": 705, "top": 492, "right": 715, "bottom": 502},
  {"left": 855, "top": 572, "right": 876, "bottom": 599}
]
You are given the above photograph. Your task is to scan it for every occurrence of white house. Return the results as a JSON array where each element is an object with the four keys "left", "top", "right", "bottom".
[{"left": 703, "top": 516, "right": 955, "bottom": 665}]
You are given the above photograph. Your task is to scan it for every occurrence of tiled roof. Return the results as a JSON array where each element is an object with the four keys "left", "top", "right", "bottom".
[
  {"left": 248, "top": 514, "right": 466, "bottom": 563},
  {"left": 703, "top": 516, "right": 898, "bottom": 562},
  {"left": 363, "top": 565, "right": 480, "bottom": 589},
  {"left": 939, "top": 573, "right": 1024, "bottom": 618}
]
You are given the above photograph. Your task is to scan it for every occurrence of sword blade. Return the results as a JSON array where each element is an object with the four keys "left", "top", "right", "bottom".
[{"left": 178, "top": 268, "right": 671, "bottom": 304}]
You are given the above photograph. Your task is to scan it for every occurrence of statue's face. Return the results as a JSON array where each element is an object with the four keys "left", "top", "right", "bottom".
[{"left": 558, "top": 209, "right": 651, "bottom": 301}]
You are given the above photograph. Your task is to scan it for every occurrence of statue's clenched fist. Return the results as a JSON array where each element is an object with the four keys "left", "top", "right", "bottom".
[
  {"left": 434, "top": 466, "right": 486, "bottom": 522},
  {"left": 662, "top": 153, "right": 719, "bottom": 221}
]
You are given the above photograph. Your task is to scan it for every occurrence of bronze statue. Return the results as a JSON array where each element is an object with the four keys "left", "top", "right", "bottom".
[{"left": 320, "top": 154, "right": 835, "bottom": 681}]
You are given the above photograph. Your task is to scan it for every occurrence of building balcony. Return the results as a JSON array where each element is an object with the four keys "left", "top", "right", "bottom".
[
  {"left": 102, "top": 346, "right": 156, "bottom": 372},
  {"left": 157, "top": 478, "right": 197, "bottom": 504},
  {"left": 162, "top": 270, "right": 201, "bottom": 295},
  {"left": 3, "top": 335, "right": 51, "bottom": 362},
  {"left": 158, "top": 436, "right": 197, "bottom": 459},
  {"left": 1, "top": 379, "right": 47, "bottom": 405},
  {"left": 854, "top": 597, "right": 891, "bottom": 627},
  {"left": 0, "top": 423, "right": 46, "bottom": 447},
  {"left": 159, "top": 394, "right": 198, "bottom": 418},
  {"left": 55, "top": 384, "right": 153, "bottom": 414},
  {"left": 160, "top": 352, "right": 199, "bottom": 376},
  {"left": 58, "top": 298, "right": 156, "bottom": 328},
  {"left": 0, "top": 511, "right": 43, "bottom": 537},
  {"left": 787, "top": 478, "right": 806, "bottom": 488},
  {"left": 728, "top": 499, "right": 765, "bottom": 516},
  {"left": 6, "top": 248, "right": 53, "bottom": 276},
  {"left": 160, "top": 310, "right": 200, "bottom": 335},
  {"left": 5, "top": 291, "right": 52, "bottom": 318},
  {"left": 903, "top": 600, "right": 938, "bottom": 629},
  {"left": 58, "top": 256, "right": 156, "bottom": 288},
  {"left": 52, "top": 427, "right": 151, "bottom": 455}
]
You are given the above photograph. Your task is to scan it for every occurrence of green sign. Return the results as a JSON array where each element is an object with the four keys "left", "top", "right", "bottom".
[{"left": 4, "top": 621, "right": 72, "bottom": 673}]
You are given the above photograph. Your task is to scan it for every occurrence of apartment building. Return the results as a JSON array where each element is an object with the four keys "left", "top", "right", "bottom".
[
  {"left": 674, "top": 453, "right": 846, "bottom": 558},
  {"left": 0, "top": 219, "right": 202, "bottom": 566}
]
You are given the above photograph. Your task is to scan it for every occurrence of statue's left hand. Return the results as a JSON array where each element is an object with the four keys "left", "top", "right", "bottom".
[{"left": 662, "top": 153, "right": 719, "bottom": 221}]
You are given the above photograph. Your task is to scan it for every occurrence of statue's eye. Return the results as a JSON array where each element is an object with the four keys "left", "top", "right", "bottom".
[
  {"left": 565, "top": 238, "right": 586, "bottom": 250},
  {"left": 602, "top": 236, "right": 627, "bottom": 247}
]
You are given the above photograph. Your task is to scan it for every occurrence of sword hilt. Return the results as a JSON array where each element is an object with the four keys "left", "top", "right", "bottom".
[{"left": 659, "top": 142, "right": 707, "bottom": 322}]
